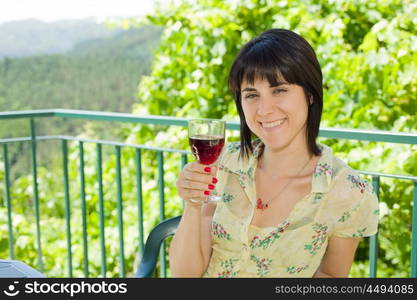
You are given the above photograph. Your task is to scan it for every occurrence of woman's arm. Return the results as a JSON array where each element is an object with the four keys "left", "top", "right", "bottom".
[
  {"left": 169, "top": 203, "right": 214, "bottom": 277},
  {"left": 169, "top": 162, "right": 217, "bottom": 277},
  {"left": 313, "top": 235, "right": 361, "bottom": 278}
]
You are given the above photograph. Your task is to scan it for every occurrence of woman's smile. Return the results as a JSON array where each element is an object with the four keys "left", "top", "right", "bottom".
[{"left": 258, "top": 118, "right": 287, "bottom": 132}]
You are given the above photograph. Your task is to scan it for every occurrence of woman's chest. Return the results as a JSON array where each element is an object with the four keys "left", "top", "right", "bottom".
[
  {"left": 211, "top": 198, "right": 330, "bottom": 270},
  {"left": 212, "top": 185, "right": 329, "bottom": 250},
  {"left": 251, "top": 172, "right": 313, "bottom": 228},
  {"left": 213, "top": 164, "right": 330, "bottom": 243}
]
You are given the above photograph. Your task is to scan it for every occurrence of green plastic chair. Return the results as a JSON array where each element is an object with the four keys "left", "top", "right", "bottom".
[{"left": 135, "top": 215, "right": 181, "bottom": 278}]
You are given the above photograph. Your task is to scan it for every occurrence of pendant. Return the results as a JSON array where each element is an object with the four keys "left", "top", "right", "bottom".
[{"left": 256, "top": 198, "right": 269, "bottom": 210}]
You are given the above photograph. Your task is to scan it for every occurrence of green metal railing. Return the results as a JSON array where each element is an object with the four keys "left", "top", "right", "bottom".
[{"left": 0, "top": 109, "right": 417, "bottom": 278}]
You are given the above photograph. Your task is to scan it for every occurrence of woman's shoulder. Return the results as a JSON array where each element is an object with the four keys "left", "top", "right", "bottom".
[
  {"left": 321, "top": 161, "right": 379, "bottom": 233},
  {"left": 327, "top": 165, "right": 379, "bottom": 237},
  {"left": 324, "top": 166, "right": 377, "bottom": 222},
  {"left": 317, "top": 143, "right": 376, "bottom": 203},
  {"left": 329, "top": 154, "right": 374, "bottom": 195},
  {"left": 332, "top": 165, "right": 375, "bottom": 196}
]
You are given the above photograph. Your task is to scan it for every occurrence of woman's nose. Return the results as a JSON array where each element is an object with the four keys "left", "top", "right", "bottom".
[{"left": 257, "top": 96, "right": 275, "bottom": 116}]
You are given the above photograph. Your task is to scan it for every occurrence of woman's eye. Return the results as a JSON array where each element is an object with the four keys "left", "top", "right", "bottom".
[
  {"left": 273, "top": 88, "right": 287, "bottom": 94},
  {"left": 244, "top": 94, "right": 258, "bottom": 99}
]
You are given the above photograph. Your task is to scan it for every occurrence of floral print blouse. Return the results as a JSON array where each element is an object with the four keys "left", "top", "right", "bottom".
[{"left": 202, "top": 140, "right": 379, "bottom": 278}]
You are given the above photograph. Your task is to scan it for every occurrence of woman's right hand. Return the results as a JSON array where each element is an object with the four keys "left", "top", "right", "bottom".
[{"left": 176, "top": 162, "right": 218, "bottom": 206}]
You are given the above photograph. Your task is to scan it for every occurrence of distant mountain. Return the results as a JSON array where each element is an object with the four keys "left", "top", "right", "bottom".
[
  {"left": 0, "top": 18, "right": 123, "bottom": 58},
  {"left": 71, "top": 26, "right": 163, "bottom": 59}
]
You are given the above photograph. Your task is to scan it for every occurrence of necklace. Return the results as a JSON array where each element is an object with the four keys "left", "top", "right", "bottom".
[{"left": 256, "top": 155, "right": 313, "bottom": 211}]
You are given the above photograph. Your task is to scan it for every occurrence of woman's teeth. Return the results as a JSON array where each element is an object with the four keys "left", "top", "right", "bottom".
[{"left": 261, "top": 119, "right": 286, "bottom": 128}]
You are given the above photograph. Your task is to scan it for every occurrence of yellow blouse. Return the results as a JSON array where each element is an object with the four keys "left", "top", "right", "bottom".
[{"left": 203, "top": 140, "right": 379, "bottom": 278}]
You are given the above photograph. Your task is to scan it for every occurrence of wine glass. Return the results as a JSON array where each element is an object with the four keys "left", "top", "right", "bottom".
[{"left": 188, "top": 118, "right": 225, "bottom": 202}]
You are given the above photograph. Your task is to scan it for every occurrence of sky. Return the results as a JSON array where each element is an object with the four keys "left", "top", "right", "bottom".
[{"left": 0, "top": 0, "right": 167, "bottom": 24}]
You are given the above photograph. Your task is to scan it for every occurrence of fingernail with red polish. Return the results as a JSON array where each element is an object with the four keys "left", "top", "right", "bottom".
[
  {"left": 204, "top": 167, "right": 211, "bottom": 173},
  {"left": 212, "top": 177, "right": 218, "bottom": 184},
  {"left": 204, "top": 191, "right": 210, "bottom": 195},
  {"left": 208, "top": 184, "right": 215, "bottom": 190}
]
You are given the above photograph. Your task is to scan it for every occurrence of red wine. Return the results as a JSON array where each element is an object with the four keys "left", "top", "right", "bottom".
[{"left": 189, "top": 135, "right": 225, "bottom": 165}]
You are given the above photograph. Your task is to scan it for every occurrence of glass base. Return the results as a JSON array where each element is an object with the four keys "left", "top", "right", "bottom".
[
  {"left": 189, "top": 195, "right": 221, "bottom": 204},
  {"left": 205, "top": 195, "right": 221, "bottom": 203}
]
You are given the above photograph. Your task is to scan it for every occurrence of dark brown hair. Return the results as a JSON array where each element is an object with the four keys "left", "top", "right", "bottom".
[{"left": 228, "top": 28, "right": 323, "bottom": 159}]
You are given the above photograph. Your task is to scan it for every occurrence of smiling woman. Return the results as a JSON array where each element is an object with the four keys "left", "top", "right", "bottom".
[{"left": 170, "top": 28, "right": 379, "bottom": 278}]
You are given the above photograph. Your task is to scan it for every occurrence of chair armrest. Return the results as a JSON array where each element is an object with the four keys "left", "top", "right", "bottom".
[
  {"left": 135, "top": 215, "right": 181, "bottom": 278},
  {"left": 0, "top": 260, "right": 46, "bottom": 277}
]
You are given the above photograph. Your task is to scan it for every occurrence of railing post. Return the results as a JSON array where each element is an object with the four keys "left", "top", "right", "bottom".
[
  {"left": 135, "top": 148, "right": 144, "bottom": 256},
  {"left": 181, "top": 153, "right": 188, "bottom": 169},
  {"left": 411, "top": 182, "right": 417, "bottom": 278},
  {"left": 369, "top": 176, "right": 380, "bottom": 278},
  {"left": 3, "top": 144, "right": 15, "bottom": 259},
  {"left": 115, "top": 146, "right": 125, "bottom": 277},
  {"left": 79, "top": 141, "right": 89, "bottom": 277},
  {"left": 157, "top": 151, "right": 166, "bottom": 277},
  {"left": 62, "top": 139, "right": 73, "bottom": 277},
  {"left": 181, "top": 153, "right": 188, "bottom": 210},
  {"left": 96, "top": 143, "right": 107, "bottom": 277},
  {"left": 30, "top": 118, "right": 43, "bottom": 272}
]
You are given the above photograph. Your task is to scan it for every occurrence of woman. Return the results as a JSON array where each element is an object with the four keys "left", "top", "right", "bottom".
[{"left": 170, "top": 28, "right": 379, "bottom": 278}]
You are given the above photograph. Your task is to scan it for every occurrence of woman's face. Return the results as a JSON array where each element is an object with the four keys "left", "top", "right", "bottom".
[{"left": 240, "top": 77, "right": 310, "bottom": 152}]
